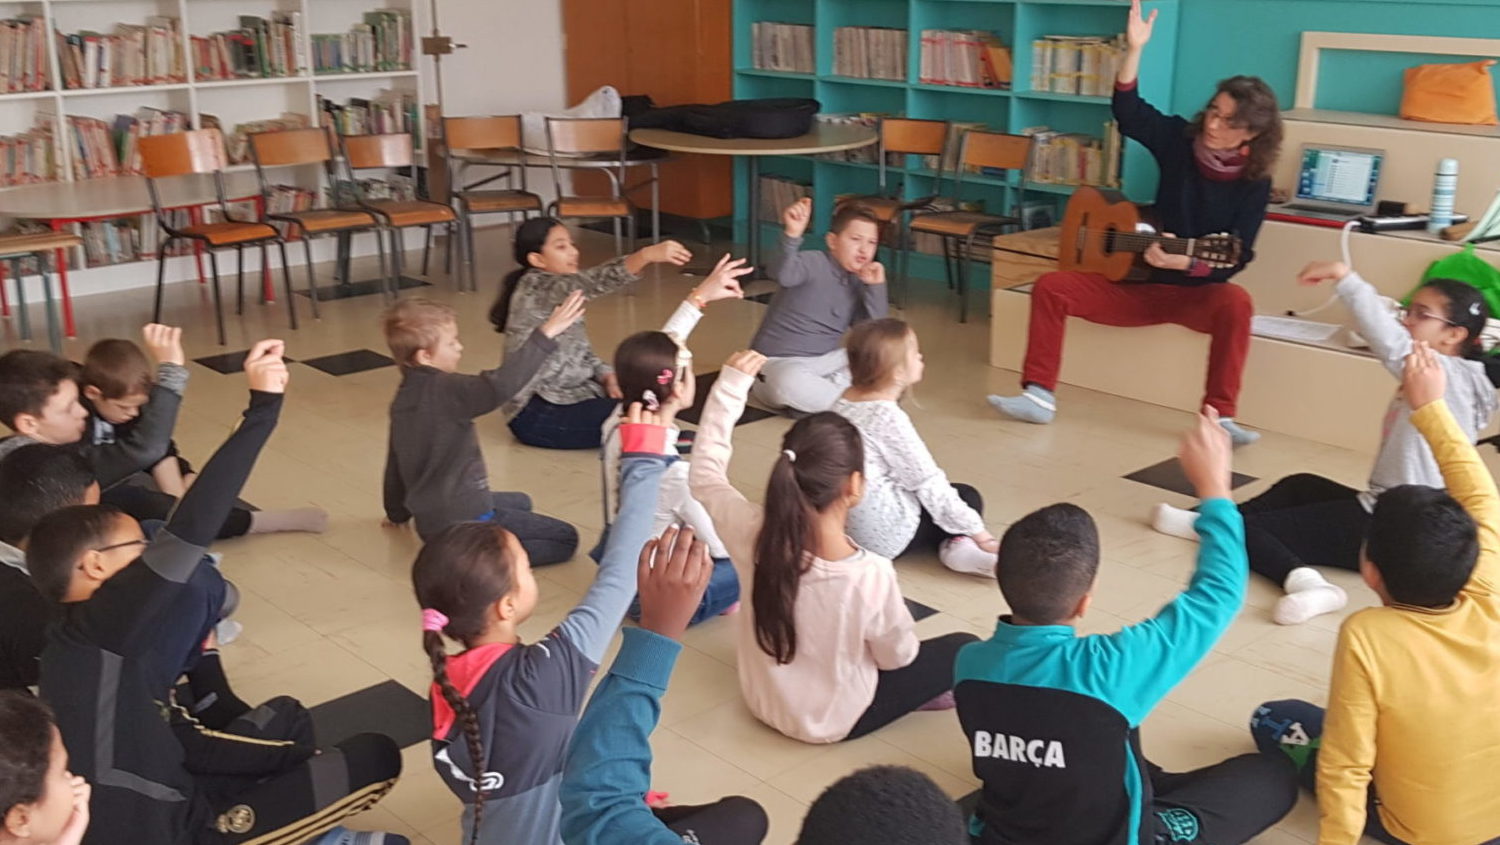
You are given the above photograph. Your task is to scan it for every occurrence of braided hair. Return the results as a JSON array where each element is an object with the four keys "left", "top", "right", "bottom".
[{"left": 412, "top": 522, "right": 521, "bottom": 844}]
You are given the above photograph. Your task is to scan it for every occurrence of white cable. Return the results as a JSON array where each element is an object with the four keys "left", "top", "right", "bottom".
[{"left": 1287, "top": 220, "right": 1359, "bottom": 317}]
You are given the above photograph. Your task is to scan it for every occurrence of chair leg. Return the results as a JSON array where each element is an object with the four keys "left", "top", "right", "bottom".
[
  {"left": 301, "top": 235, "right": 321, "bottom": 320},
  {"left": 959, "top": 233, "right": 978, "bottom": 324},
  {"left": 373, "top": 229, "right": 392, "bottom": 300},
  {"left": 235, "top": 246, "right": 245, "bottom": 316},
  {"left": 0, "top": 261, "right": 9, "bottom": 317},
  {"left": 207, "top": 250, "right": 227, "bottom": 346},
  {"left": 422, "top": 225, "right": 433, "bottom": 276},
  {"left": 276, "top": 240, "right": 297, "bottom": 331},
  {"left": 444, "top": 219, "right": 455, "bottom": 277},
  {"left": 466, "top": 217, "right": 479, "bottom": 293},
  {"left": 38, "top": 253, "right": 60, "bottom": 354},
  {"left": 11, "top": 260, "right": 29, "bottom": 342},
  {"left": 153, "top": 239, "right": 172, "bottom": 323},
  {"left": 390, "top": 228, "right": 406, "bottom": 299},
  {"left": 612, "top": 217, "right": 622, "bottom": 257}
]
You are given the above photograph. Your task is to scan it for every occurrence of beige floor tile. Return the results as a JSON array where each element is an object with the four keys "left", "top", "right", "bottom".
[
  {"left": 739, "top": 782, "right": 811, "bottom": 845},
  {"left": 671, "top": 698, "right": 835, "bottom": 782},
  {"left": 647, "top": 728, "right": 764, "bottom": 806},
  {"left": 766, "top": 735, "right": 978, "bottom": 804}
]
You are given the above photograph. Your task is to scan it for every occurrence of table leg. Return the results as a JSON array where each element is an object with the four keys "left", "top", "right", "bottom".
[
  {"left": 11, "top": 259, "right": 29, "bottom": 342},
  {"left": 0, "top": 261, "right": 8, "bottom": 317},
  {"left": 189, "top": 206, "right": 206, "bottom": 284},
  {"left": 39, "top": 252, "right": 60, "bottom": 354},
  {"left": 747, "top": 156, "right": 763, "bottom": 278},
  {"left": 651, "top": 162, "right": 660, "bottom": 245},
  {"left": 49, "top": 220, "right": 75, "bottom": 338}
]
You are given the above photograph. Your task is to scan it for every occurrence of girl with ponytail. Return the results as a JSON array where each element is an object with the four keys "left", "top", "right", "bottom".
[
  {"left": 490, "top": 217, "right": 694, "bottom": 450},
  {"left": 1152, "top": 261, "right": 1500, "bottom": 627},
  {"left": 688, "top": 350, "right": 977, "bottom": 745},
  {"left": 412, "top": 404, "right": 677, "bottom": 844}
]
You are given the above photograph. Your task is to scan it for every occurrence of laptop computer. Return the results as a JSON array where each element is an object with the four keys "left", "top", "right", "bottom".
[{"left": 1276, "top": 144, "right": 1385, "bottom": 221}]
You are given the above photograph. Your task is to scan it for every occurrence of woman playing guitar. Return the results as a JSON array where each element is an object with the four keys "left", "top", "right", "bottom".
[{"left": 988, "top": 0, "right": 1282, "bottom": 445}]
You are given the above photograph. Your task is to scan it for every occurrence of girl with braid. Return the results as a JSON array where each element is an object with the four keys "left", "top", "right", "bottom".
[{"left": 412, "top": 404, "right": 679, "bottom": 845}]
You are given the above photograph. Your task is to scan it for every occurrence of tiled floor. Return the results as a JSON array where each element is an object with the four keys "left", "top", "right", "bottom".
[{"left": 8, "top": 224, "right": 1429, "bottom": 844}]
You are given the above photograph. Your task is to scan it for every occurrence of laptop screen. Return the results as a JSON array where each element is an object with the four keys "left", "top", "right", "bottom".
[{"left": 1296, "top": 146, "right": 1383, "bottom": 208}]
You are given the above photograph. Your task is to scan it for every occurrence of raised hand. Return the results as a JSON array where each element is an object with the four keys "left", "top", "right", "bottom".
[
  {"left": 1296, "top": 261, "right": 1350, "bottom": 287},
  {"left": 644, "top": 240, "right": 693, "bottom": 267},
  {"left": 1178, "top": 406, "right": 1233, "bottom": 502},
  {"left": 725, "top": 349, "right": 768, "bottom": 378},
  {"left": 782, "top": 197, "right": 812, "bottom": 239},
  {"left": 540, "top": 290, "right": 587, "bottom": 338},
  {"left": 636, "top": 525, "right": 713, "bottom": 642},
  {"left": 693, "top": 254, "right": 753, "bottom": 305},
  {"left": 141, "top": 323, "right": 185, "bottom": 367},
  {"left": 55, "top": 776, "right": 91, "bottom": 845},
  {"left": 857, "top": 260, "right": 887, "bottom": 287},
  {"left": 624, "top": 400, "right": 667, "bottom": 429},
  {"left": 1403, "top": 340, "right": 1447, "bottom": 411},
  {"left": 1126, "top": 0, "right": 1158, "bottom": 51},
  {"left": 243, "top": 339, "right": 289, "bottom": 394}
]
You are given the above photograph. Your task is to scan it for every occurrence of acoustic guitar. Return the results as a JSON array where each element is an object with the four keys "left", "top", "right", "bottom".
[{"left": 1057, "top": 186, "right": 1242, "bottom": 281}]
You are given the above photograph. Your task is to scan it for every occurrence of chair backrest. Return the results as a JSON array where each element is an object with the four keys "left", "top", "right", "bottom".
[
  {"left": 250, "top": 127, "right": 334, "bottom": 167},
  {"left": 444, "top": 115, "right": 522, "bottom": 151},
  {"left": 961, "top": 130, "right": 1031, "bottom": 173},
  {"left": 139, "top": 129, "right": 227, "bottom": 178},
  {"left": 343, "top": 132, "right": 415, "bottom": 170},
  {"left": 545, "top": 117, "right": 625, "bottom": 155},
  {"left": 877, "top": 117, "right": 950, "bottom": 193}
]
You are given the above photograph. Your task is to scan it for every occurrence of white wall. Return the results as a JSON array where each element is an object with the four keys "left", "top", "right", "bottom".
[{"left": 423, "top": 0, "right": 567, "bottom": 115}]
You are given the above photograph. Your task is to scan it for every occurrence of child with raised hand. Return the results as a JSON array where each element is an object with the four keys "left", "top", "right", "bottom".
[
  {"left": 835, "top": 318, "right": 998, "bottom": 576},
  {"left": 957, "top": 407, "right": 1297, "bottom": 845},
  {"left": 1152, "top": 262, "right": 1500, "bottom": 625},
  {"left": 598, "top": 252, "right": 753, "bottom": 624},
  {"left": 490, "top": 216, "right": 694, "bottom": 449},
  {"left": 33, "top": 340, "right": 405, "bottom": 845},
  {"left": 688, "top": 350, "right": 976, "bottom": 744},
  {"left": 0, "top": 692, "right": 90, "bottom": 845},
  {"left": 383, "top": 291, "right": 587, "bottom": 555},
  {"left": 1252, "top": 342, "right": 1500, "bottom": 845},
  {"left": 561, "top": 525, "right": 770, "bottom": 845},
  {"left": 79, "top": 326, "right": 327, "bottom": 538},
  {"left": 749, "top": 198, "right": 890, "bottom": 415},
  {"left": 413, "top": 402, "right": 678, "bottom": 845}
]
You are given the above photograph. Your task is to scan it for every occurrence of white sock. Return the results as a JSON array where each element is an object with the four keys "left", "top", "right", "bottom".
[
  {"left": 247, "top": 507, "right": 329, "bottom": 535},
  {"left": 1272, "top": 567, "right": 1348, "bottom": 625},
  {"left": 939, "top": 536, "right": 997, "bottom": 577},
  {"left": 1151, "top": 503, "right": 1200, "bottom": 541}
]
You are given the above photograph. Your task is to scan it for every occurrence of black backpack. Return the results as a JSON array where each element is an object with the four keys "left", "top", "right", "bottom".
[{"left": 628, "top": 97, "right": 821, "bottom": 139}]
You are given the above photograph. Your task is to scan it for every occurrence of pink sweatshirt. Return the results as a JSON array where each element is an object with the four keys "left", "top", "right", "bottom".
[{"left": 688, "top": 366, "right": 919, "bottom": 743}]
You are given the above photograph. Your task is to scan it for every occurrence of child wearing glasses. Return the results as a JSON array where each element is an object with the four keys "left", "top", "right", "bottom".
[{"left": 1152, "top": 262, "right": 1500, "bottom": 625}]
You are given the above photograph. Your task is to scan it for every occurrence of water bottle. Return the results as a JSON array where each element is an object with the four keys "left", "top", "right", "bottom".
[{"left": 1429, "top": 157, "right": 1458, "bottom": 233}]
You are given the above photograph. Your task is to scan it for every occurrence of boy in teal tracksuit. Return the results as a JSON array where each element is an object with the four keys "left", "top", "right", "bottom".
[{"left": 955, "top": 409, "right": 1298, "bottom": 845}]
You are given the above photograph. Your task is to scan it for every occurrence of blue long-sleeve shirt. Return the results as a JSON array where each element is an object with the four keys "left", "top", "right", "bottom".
[
  {"left": 954, "top": 498, "right": 1248, "bottom": 845},
  {"left": 559, "top": 627, "right": 686, "bottom": 845}
]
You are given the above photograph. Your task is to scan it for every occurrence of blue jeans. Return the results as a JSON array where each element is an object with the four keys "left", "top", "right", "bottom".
[
  {"left": 508, "top": 394, "right": 619, "bottom": 450},
  {"left": 589, "top": 524, "right": 741, "bottom": 626}
]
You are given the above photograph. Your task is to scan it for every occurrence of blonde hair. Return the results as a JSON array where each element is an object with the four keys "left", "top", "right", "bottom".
[
  {"left": 383, "top": 298, "right": 457, "bottom": 368},
  {"left": 845, "top": 318, "right": 914, "bottom": 392}
]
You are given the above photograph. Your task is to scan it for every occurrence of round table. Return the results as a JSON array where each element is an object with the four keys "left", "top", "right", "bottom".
[{"left": 628, "top": 123, "right": 878, "bottom": 273}]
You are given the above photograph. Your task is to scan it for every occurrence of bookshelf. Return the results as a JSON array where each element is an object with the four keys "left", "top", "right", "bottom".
[
  {"left": 0, "top": 0, "right": 426, "bottom": 298},
  {"left": 732, "top": 0, "right": 1179, "bottom": 290}
]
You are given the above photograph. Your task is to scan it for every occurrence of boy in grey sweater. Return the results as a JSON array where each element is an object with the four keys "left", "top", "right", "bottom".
[
  {"left": 381, "top": 294, "right": 586, "bottom": 562},
  {"left": 750, "top": 198, "right": 890, "bottom": 413}
]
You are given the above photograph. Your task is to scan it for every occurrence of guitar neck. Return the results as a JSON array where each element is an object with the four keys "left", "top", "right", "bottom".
[{"left": 1107, "top": 232, "right": 1194, "bottom": 255}]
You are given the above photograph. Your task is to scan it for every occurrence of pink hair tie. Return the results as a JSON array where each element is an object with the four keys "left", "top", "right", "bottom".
[
  {"left": 656, "top": 368, "right": 673, "bottom": 385},
  {"left": 421, "top": 608, "right": 449, "bottom": 633}
]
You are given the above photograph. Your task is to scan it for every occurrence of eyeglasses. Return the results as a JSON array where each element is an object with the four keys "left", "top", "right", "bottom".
[
  {"left": 1398, "top": 307, "right": 1460, "bottom": 327},
  {"left": 92, "top": 539, "right": 147, "bottom": 554},
  {"left": 1204, "top": 105, "right": 1248, "bottom": 130}
]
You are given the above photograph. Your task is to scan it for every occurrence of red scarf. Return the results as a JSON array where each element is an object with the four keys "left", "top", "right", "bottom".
[{"left": 1194, "top": 138, "right": 1249, "bottom": 182}]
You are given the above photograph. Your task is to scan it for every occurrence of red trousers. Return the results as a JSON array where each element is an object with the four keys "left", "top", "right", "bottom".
[{"left": 1021, "top": 271, "right": 1254, "bottom": 417}]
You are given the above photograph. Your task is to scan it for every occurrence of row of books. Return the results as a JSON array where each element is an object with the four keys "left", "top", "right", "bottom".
[
  {"left": 832, "top": 27, "right": 906, "bottom": 81},
  {"left": 58, "top": 20, "right": 188, "bottom": 90},
  {"left": 319, "top": 90, "right": 417, "bottom": 139},
  {"left": 758, "top": 174, "right": 812, "bottom": 224},
  {"left": 192, "top": 13, "right": 306, "bottom": 81},
  {"left": 813, "top": 113, "right": 883, "bottom": 165},
  {"left": 919, "top": 30, "right": 1011, "bottom": 89},
  {"left": 0, "top": 118, "right": 56, "bottom": 185},
  {"left": 0, "top": 17, "right": 49, "bottom": 92},
  {"left": 64, "top": 107, "right": 189, "bottom": 180},
  {"left": 63, "top": 185, "right": 310, "bottom": 268},
  {"left": 203, "top": 113, "right": 311, "bottom": 165},
  {"left": 311, "top": 9, "right": 413, "bottom": 75},
  {"left": 750, "top": 22, "right": 814, "bottom": 74},
  {"left": 1030, "top": 35, "right": 1125, "bottom": 97},
  {"left": 1022, "top": 121, "right": 1122, "bottom": 188}
]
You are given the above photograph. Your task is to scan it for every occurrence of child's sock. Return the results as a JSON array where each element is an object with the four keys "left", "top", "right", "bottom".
[
  {"left": 1151, "top": 503, "right": 1201, "bottom": 541},
  {"left": 720, "top": 601, "right": 741, "bottom": 616},
  {"left": 986, "top": 385, "right": 1056, "bottom": 425},
  {"left": 1218, "top": 417, "right": 1261, "bottom": 447},
  {"left": 917, "top": 690, "right": 956, "bottom": 712},
  {"left": 308, "top": 827, "right": 410, "bottom": 845},
  {"left": 939, "top": 536, "right": 997, "bottom": 577},
  {"left": 214, "top": 619, "right": 243, "bottom": 647},
  {"left": 247, "top": 507, "right": 329, "bottom": 535},
  {"left": 1272, "top": 567, "right": 1348, "bottom": 625},
  {"left": 185, "top": 650, "right": 252, "bottom": 727}
]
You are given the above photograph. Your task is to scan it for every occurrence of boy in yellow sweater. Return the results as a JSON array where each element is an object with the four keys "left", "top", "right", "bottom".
[{"left": 1251, "top": 341, "right": 1500, "bottom": 845}]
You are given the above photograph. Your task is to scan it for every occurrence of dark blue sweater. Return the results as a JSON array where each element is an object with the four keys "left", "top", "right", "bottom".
[{"left": 1112, "top": 83, "right": 1271, "bottom": 287}]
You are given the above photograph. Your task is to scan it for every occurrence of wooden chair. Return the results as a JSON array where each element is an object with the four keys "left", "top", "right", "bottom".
[
  {"left": 842, "top": 117, "right": 951, "bottom": 304},
  {"left": 444, "top": 115, "right": 543, "bottom": 293},
  {"left": 903, "top": 129, "right": 1033, "bottom": 323},
  {"left": 0, "top": 231, "right": 83, "bottom": 353},
  {"left": 544, "top": 116, "right": 635, "bottom": 256},
  {"left": 337, "top": 132, "right": 460, "bottom": 294},
  {"left": 248, "top": 127, "right": 386, "bottom": 318},
  {"left": 140, "top": 128, "right": 298, "bottom": 346}
]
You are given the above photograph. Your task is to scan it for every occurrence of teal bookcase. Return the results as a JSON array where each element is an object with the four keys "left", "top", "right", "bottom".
[{"left": 732, "top": 0, "right": 1179, "bottom": 289}]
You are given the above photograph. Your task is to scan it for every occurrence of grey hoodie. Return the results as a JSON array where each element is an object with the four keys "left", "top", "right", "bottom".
[{"left": 1337, "top": 271, "right": 1499, "bottom": 509}]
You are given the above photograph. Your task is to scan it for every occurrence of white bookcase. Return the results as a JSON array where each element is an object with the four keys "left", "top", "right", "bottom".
[{"left": 0, "top": 0, "right": 427, "bottom": 298}]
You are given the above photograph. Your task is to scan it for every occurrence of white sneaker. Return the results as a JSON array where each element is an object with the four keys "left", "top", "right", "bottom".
[
  {"left": 214, "top": 619, "right": 243, "bottom": 646},
  {"left": 940, "top": 536, "right": 997, "bottom": 577}
]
